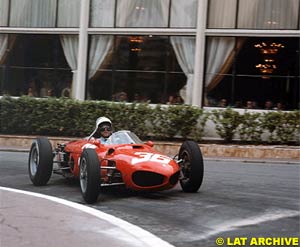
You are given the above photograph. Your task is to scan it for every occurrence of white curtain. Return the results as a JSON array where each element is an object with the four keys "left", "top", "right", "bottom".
[
  {"left": 58, "top": 1, "right": 115, "bottom": 99},
  {"left": 171, "top": 37, "right": 195, "bottom": 104},
  {"left": 0, "top": 0, "right": 9, "bottom": 64},
  {"left": 170, "top": 0, "right": 197, "bottom": 27},
  {"left": 205, "top": 0, "right": 299, "bottom": 93},
  {"left": 90, "top": 0, "right": 115, "bottom": 27},
  {"left": 205, "top": 0, "right": 238, "bottom": 92},
  {"left": 88, "top": 35, "right": 113, "bottom": 79},
  {"left": 169, "top": 1, "right": 198, "bottom": 103},
  {"left": 0, "top": 34, "right": 8, "bottom": 64},
  {"left": 10, "top": 0, "right": 56, "bottom": 27},
  {"left": 60, "top": 35, "right": 78, "bottom": 94},
  {"left": 205, "top": 37, "right": 235, "bottom": 91},
  {"left": 0, "top": 0, "right": 9, "bottom": 26},
  {"left": 237, "top": 0, "right": 258, "bottom": 28},
  {"left": 57, "top": 0, "right": 80, "bottom": 27},
  {"left": 238, "top": 0, "right": 299, "bottom": 29},
  {"left": 207, "top": 0, "right": 237, "bottom": 28},
  {"left": 58, "top": 1, "right": 80, "bottom": 96},
  {"left": 88, "top": 1, "right": 114, "bottom": 80},
  {"left": 116, "top": 0, "right": 169, "bottom": 27}
]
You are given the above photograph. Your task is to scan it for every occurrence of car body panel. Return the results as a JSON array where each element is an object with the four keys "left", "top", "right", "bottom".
[{"left": 62, "top": 131, "right": 180, "bottom": 191}]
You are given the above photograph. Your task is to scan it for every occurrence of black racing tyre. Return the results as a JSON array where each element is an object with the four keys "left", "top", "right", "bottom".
[
  {"left": 178, "top": 141, "right": 204, "bottom": 192},
  {"left": 28, "top": 137, "right": 53, "bottom": 186},
  {"left": 80, "top": 149, "right": 101, "bottom": 204}
]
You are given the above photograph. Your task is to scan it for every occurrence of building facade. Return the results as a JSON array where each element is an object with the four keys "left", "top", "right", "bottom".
[{"left": 0, "top": 0, "right": 299, "bottom": 110}]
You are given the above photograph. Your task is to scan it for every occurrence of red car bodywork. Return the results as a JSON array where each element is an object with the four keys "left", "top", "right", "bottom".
[
  {"left": 29, "top": 130, "right": 204, "bottom": 203},
  {"left": 63, "top": 137, "right": 180, "bottom": 191}
]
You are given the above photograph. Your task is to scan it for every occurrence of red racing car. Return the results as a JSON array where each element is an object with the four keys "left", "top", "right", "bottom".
[{"left": 28, "top": 130, "right": 204, "bottom": 204}]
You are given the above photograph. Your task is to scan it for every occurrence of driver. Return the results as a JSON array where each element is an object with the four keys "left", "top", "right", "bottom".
[{"left": 96, "top": 117, "right": 113, "bottom": 144}]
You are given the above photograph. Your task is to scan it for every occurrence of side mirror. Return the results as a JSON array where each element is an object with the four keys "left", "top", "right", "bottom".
[{"left": 145, "top": 141, "right": 154, "bottom": 147}]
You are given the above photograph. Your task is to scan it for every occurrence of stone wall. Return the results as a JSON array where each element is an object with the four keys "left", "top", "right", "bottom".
[{"left": 0, "top": 135, "right": 299, "bottom": 161}]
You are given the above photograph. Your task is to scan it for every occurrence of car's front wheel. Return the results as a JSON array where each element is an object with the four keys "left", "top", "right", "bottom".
[
  {"left": 178, "top": 141, "right": 204, "bottom": 192},
  {"left": 28, "top": 137, "right": 53, "bottom": 186},
  {"left": 80, "top": 149, "right": 101, "bottom": 203}
]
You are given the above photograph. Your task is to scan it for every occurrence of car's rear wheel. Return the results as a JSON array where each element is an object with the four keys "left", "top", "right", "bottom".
[
  {"left": 28, "top": 137, "right": 53, "bottom": 186},
  {"left": 80, "top": 149, "right": 101, "bottom": 203},
  {"left": 178, "top": 141, "right": 204, "bottom": 192}
]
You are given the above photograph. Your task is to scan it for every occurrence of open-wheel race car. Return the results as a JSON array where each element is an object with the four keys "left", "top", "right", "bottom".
[{"left": 28, "top": 123, "right": 204, "bottom": 204}]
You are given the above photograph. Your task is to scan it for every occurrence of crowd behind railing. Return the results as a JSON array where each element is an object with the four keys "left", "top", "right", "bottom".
[
  {"left": 205, "top": 97, "right": 297, "bottom": 111},
  {"left": 3, "top": 80, "right": 299, "bottom": 110}
]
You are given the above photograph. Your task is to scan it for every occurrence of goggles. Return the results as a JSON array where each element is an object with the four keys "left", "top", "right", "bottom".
[{"left": 99, "top": 126, "right": 112, "bottom": 132}]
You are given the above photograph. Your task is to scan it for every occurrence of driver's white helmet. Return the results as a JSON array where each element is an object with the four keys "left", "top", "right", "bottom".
[
  {"left": 96, "top": 117, "right": 112, "bottom": 128},
  {"left": 88, "top": 116, "right": 112, "bottom": 139}
]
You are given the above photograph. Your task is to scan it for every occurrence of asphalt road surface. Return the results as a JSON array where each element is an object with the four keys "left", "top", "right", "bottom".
[{"left": 0, "top": 151, "right": 299, "bottom": 247}]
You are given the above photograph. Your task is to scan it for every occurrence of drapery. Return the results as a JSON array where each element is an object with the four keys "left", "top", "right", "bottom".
[
  {"left": 58, "top": 1, "right": 115, "bottom": 99},
  {"left": 58, "top": 0, "right": 80, "bottom": 96},
  {"left": 205, "top": 0, "right": 299, "bottom": 93},
  {"left": 0, "top": 0, "right": 9, "bottom": 26},
  {"left": 205, "top": 0, "right": 242, "bottom": 92},
  {"left": 205, "top": 37, "right": 235, "bottom": 91},
  {"left": 90, "top": 0, "right": 115, "bottom": 27},
  {"left": 238, "top": 0, "right": 299, "bottom": 29},
  {"left": 115, "top": 0, "right": 197, "bottom": 102},
  {"left": 57, "top": 0, "right": 80, "bottom": 27},
  {"left": 205, "top": 37, "right": 247, "bottom": 92},
  {"left": 169, "top": 0, "right": 198, "bottom": 103},
  {"left": 116, "top": 0, "right": 169, "bottom": 27},
  {"left": 0, "top": 34, "right": 8, "bottom": 94},
  {"left": 207, "top": 0, "right": 237, "bottom": 28},
  {"left": 60, "top": 35, "right": 78, "bottom": 94},
  {"left": 0, "top": 35, "right": 17, "bottom": 66},
  {"left": 88, "top": 1, "right": 114, "bottom": 81},
  {"left": 170, "top": 0, "right": 197, "bottom": 28},
  {"left": 10, "top": 0, "right": 56, "bottom": 27},
  {"left": 171, "top": 37, "right": 195, "bottom": 104},
  {"left": 88, "top": 35, "right": 113, "bottom": 79},
  {"left": 0, "top": 34, "right": 8, "bottom": 65}
]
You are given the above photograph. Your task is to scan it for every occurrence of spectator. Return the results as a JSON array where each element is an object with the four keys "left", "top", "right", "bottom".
[
  {"left": 245, "top": 100, "right": 254, "bottom": 109},
  {"left": 167, "top": 95, "right": 175, "bottom": 104},
  {"left": 234, "top": 100, "right": 243, "bottom": 108},
  {"left": 274, "top": 102, "right": 285, "bottom": 110},
  {"left": 118, "top": 92, "right": 128, "bottom": 102},
  {"left": 133, "top": 93, "right": 150, "bottom": 103},
  {"left": 167, "top": 94, "right": 184, "bottom": 105},
  {"left": 61, "top": 80, "right": 72, "bottom": 98},
  {"left": 27, "top": 87, "right": 35, "bottom": 97},
  {"left": 27, "top": 79, "right": 38, "bottom": 97},
  {"left": 264, "top": 100, "right": 273, "bottom": 110},
  {"left": 218, "top": 99, "right": 227, "bottom": 107},
  {"left": 252, "top": 101, "right": 259, "bottom": 109},
  {"left": 40, "top": 81, "right": 49, "bottom": 97},
  {"left": 205, "top": 96, "right": 217, "bottom": 107},
  {"left": 174, "top": 94, "right": 184, "bottom": 104},
  {"left": 113, "top": 91, "right": 128, "bottom": 102},
  {"left": 47, "top": 89, "right": 53, "bottom": 97}
]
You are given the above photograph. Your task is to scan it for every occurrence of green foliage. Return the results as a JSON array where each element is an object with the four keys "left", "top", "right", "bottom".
[
  {"left": 210, "top": 108, "right": 243, "bottom": 142},
  {"left": 261, "top": 110, "right": 300, "bottom": 144},
  {"left": 1, "top": 96, "right": 299, "bottom": 144},
  {"left": 0, "top": 96, "right": 207, "bottom": 141},
  {"left": 189, "top": 110, "right": 209, "bottom": 142},
  {"left": 149, "top": 104, "right": 206, "bottom": 140},
  {"left": 238, "top": 111, "right": 264, "bottom": 143},
  {"left": 210, "top": 109, "right": 299, "bottom": 144},
  {"left": 109, "top": 102, "right": 152, "bottom": 138}
]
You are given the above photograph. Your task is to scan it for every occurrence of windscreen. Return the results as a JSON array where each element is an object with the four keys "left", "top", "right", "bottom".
[{"left": 106, "top": 130, "right": 143, "bottom": 145}]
